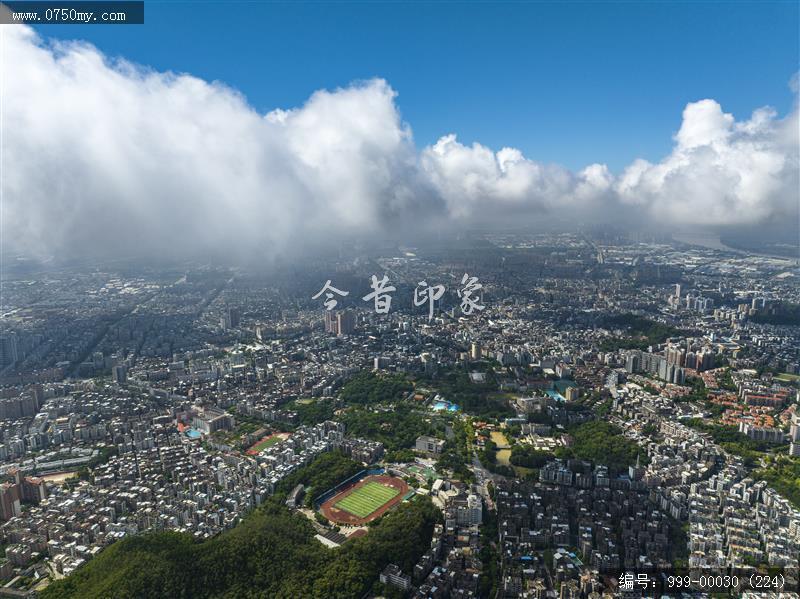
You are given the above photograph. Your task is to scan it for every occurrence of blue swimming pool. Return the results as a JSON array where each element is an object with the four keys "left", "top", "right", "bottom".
[{"left": 545, "top": 389, "right": 566, "bottom": 402}]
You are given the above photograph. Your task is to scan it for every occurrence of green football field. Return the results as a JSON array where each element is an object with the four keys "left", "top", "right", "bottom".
[
  {"left": 248, "top": 435, "right": 281, "bottom": 452},
  {"left": 335, "top": 481, "right": 399, "bottom": 518}
]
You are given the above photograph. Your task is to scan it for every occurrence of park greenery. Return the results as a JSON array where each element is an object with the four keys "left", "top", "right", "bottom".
[
  {"left": 558, "top": 421, "right": 644, "bottom": 471},
  {"left": 717, "top": 369, "right": 737, "bottom": 391},
  {"left": 43, "top": 455, "right": 440, "bottom": 599},
  {"left": 339, "top": 404, "right": 438, "bottom": 453},
  {"left": 425, "top": 368, "right": 514, "bottom": 420},
  {"left": 509, "top": 445, "right": 556, "bottom": 469},
  {"left": 755, "top": 456, "right": 800, "bottom": 509},
  {"left": 436, "top": 420, "right": 474, "bottom": 482},
  {"left": 703, "top": 401, "right": 726, "bottom": 418},
  {"left": 477, "top": 437, "right": 497, "bottom": 468},
  {"left": 597, "top": 313, "right": 685, "bottom": 352},
  {"left": 384, "top": 448, "right": 417, "bottom": 463},
  {"left": 641, "top": 422, "right": 659, "bottom": 438},
  {"left": 339, "top": 371, "right": 412, "bottom": 405},
  {"left": 593, "top": 398, "right": 613, "bottom": 417},
  {"left": 287, "top": 398, "right": 336, "bottom": 426},
  {"left": 682, "top": 376, "right": 708, "bottom": 403},
  {"left": 683, "top": 419, "right": 775, "bottom": 466}
]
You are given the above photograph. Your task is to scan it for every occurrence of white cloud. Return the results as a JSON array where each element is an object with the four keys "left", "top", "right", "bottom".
[
  {"left": 420, "top": 135, "right": 574, "bottom": 218},
  {"left": 3, "top": 27, "right": 423, "bottom": 259},
  {"left": 675, "top": 99, "right": 735, "bottom": 149},
  {"left": 2, "top": 26, "right": 798, "bottom": 259},
  {"left": 616, "top": 99, "right": 798, "bottom": 225}
]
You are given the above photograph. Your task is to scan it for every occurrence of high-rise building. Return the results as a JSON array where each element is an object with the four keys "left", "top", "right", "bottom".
[
  {"left": 666, "top": 346, "right": 685, "bottom": 366},
  {"left": 0, "top": 483, "right": 21, "bottom": 521},
  {"left": 455, "top": 493, "right": 483, "bottom": 526},
  {"left": 336, "top": 310, "right": 355, "bottom": 336},
  {"left": 628, "top": 453, "right": 645, "bottom": 481},
  {"left": 696, "top": 351, "right": 713, "bottom": 372},
  {"left": 658, "top": 359, "right": 669, "bottom": 381},
  {"left": 625, "top": 352, "right": 640, "bottom": 373},
  {"left": 791, "top": 415, "right": 800, "bottom": 442},
  {"left": 112, "top": 364, "right": 127, "bottom": 384},
  {"left": 694, "top": 297, "right": 705, "bottom": 312},
  {"left": 324, "top": 311, "right": 338, "bottom": 334},
  {"left": 21, "top": 477, "right": 47, "bottom": 504},
  {"left": 674, "top": 283, "right": 682, "bottom": 298},
  {"left": 470, "top": 342, "right": 482, "bottom": 360},
  {"left": 0, "top": 334, "right": 18, "bottom": 367},
  {"left": 221, "top": 307, "right": 240, "bottom": 330}
]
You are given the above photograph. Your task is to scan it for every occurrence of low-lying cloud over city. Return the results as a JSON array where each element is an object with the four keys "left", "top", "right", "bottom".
[{"left": 5, "top": 26, "right": 799, "bottom": 260}]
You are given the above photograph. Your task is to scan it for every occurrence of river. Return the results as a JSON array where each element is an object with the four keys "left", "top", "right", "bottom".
[{"left": 490, "top": 431, "right": 511, "bottom": 466}]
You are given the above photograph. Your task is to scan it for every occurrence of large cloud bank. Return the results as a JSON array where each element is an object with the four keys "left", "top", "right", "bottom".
[{"left": 3, "top": 25, "right": 798, "bottom": 259}]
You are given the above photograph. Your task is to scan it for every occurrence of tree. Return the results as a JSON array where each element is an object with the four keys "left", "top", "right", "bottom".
[
  {"left": 44, "top": 464, "right": 441, "bottom": 599},
  {"left": 568, "top": 421, "right": 644, "bottom": 471},
  {"left": 509, "top": 446, "right": 555, "bottom": 468},
  {"left": 339, "top": 371, "right": 412, "bottom": 405}
]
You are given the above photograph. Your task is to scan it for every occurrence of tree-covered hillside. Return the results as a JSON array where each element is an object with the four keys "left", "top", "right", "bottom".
[
  {"left": 339, "top": 371, "right": 413, "bottom": 405},
  {"left": 598, "top": 314, "right": 686, "bottom": 351},
  {"left": 560, "top": 421, "right": 644, "bottom": 471},
  {"left": 43, "top": 463, "right": 440, "bottom": 599}
]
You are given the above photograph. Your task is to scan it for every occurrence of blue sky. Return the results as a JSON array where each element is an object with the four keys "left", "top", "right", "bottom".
[{"left": 39, "top": 1, "right": 800, "bottom": 172}]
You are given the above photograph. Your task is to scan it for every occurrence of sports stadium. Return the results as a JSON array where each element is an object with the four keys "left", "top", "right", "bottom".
[{"left": 317, "top": 469, "right": 410, "bottom": 526}]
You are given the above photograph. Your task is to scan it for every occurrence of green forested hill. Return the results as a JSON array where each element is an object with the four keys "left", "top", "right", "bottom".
[{"left": 43, "top": 491, "right": 439, "bottom": 599}]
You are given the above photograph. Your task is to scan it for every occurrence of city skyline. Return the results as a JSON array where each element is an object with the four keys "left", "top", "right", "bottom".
[
  {"left": 1, "top": 2, "right": 799, "bottom": 597},
  {"left": 0, "top": 230, "right": 799, "bottom": 597}
]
